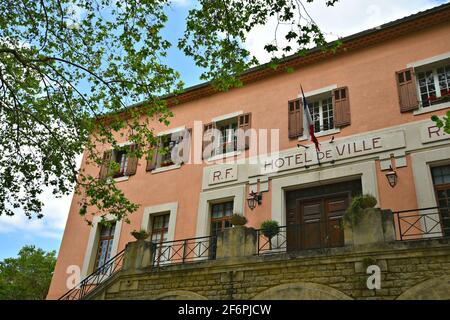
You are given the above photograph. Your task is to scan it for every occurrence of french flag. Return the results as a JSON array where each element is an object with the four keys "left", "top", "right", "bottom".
[{"left": 301, "top": 86, "right": 320, "bottom": 151}]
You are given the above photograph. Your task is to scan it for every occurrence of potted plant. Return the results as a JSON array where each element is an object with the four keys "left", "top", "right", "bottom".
[
  {"left": 230, "top": 213, "right": 247, "bottom": 226},
  {"left": 343, "top": 194, "right": 378, "bottom": 226},
  {"left": 260, "top": 220, "right": 280, "bottom": 239},
  {"left": 131, "top": 229, "right": 150, "bottom": 241}
]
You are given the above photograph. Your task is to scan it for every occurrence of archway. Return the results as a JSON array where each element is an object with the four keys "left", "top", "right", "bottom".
[
  {"left": 397, "top": 276, "right": 450, "bottom": 300},
  {"left": 252, "top": 282, "right": 353, "bottom": 300},
  {"left": 153, "top": 290, "right": 208, "bottom": 300}
]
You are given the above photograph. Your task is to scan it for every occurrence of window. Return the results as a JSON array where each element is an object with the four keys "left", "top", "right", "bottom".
[
  {"left": 112, "top": 150, "right": 128, "bottom": 178},
  {"left": 94, "top": 223, "right": 116, "bottom": 270},
  {"left": 147, "top": 129, "right": 190, "bottom": 171},
  {"left": 151, "top": 214, "right": 170, "bottom": 265},
  {"left": 308, "top": 96, "right": 334, "bottom": 133},
  {"left": 210, "top": 201, "right": 233, "bottom": 236},
  {"left": 417, "top": 62, "right": 450, "bottom": 107},
  {"left": 99, "top": 144, "right": 138, "bottom": 179},
  {"left": 151, "top": 214, "right": 170, "bottom": 244},
  {"left": 203, "top": 113, "right": 251, "bottom": 159},
  {"left": 216, "top": 118, "right": 238, "bottom": 155},
  {"left": 431, "top": 165, "right": 450, "bottom": 236},
  {"left": 159, "top": 134, "right": 178, "bottom": 167}
]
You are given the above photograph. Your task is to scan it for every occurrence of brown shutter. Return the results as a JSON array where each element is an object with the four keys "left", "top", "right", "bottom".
[
  {"left": 396, "top": 68, "right": 419, "bottom": 112},
  {"left": 202, "top": 122, "right": 216, "bottom": 159},
  {"left": 146, "top": 140, "right": 160, "bottom": 172},
  {"left": 332, "top": 87, "right": 351, "bottom": 127},
  {"left": 99, "top": 150, "right": 112, "bottom": 179},
  {"left": 237, "top": 113, "right": 252, "bottom": 150},
  {"left": 288, "top": 98, "right": 303, "bottom": 138},
  {"left": 125, "top": 144, "right": 138, "bottom": 176}
]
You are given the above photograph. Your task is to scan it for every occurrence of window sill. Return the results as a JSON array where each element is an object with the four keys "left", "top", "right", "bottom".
[
  {"left": 151, "top": 163, "right": 182, "bottom": 174},
  {"left": 298, "top": 128, "right": 341, "bottom": 141},
  {"left": 413, "top": 101, "right": 450, "bottom": 115},
  {"left": 113, "top": 176, "right": 129, "bottom": 183},
  {"left": 207, "top": 150, "right": 242, "bottom": 162}
]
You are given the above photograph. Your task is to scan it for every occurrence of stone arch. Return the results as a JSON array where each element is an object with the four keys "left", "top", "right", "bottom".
[
  {"left": 153, "top": 290, "right": 208, "bottom": 300},
  {"left": 252, "top": 282, "right": 353, "bottom": 300},
  {"left": 396, "top": 276, "right": 450, "bottom": 300}
]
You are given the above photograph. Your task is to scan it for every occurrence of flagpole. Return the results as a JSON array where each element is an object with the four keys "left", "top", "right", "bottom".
[{"left": 300, "top": 84, "right": 321, "bottom": 166}]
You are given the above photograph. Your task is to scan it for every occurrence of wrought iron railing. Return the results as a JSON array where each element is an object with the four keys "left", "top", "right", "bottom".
[
  {"left": 59, "top": 249, "right": 125, "bottom": 300},
  {"left": 152, "top": 235, "right": 217, "bottom": 267},
  {"left": 257, "top": 220, "right": 344, "bottom": 255},
  {"left": 392, "top": 206, "right": 450, "bottom": 241}
]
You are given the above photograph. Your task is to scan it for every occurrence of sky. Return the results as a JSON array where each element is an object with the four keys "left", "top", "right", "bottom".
[{"left": 0, "top": 0, "right": 448, "bottom": 261}]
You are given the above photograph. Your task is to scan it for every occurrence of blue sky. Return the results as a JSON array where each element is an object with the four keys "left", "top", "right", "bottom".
[{"left": 0, "top": 0, "right": 448, "bottom": 261}]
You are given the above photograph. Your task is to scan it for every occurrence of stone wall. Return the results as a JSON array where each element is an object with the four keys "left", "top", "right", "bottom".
[{"left": 89, "top": 238, "right": 450, "bottom": 300}]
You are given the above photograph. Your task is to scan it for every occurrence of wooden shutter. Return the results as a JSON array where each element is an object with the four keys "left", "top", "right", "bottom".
[
  {"left": 202, "top": 122, "right": 216, "bottom": 159},
  {"left": 99, "top": 150, "right": 112, "bottom": 179},
  {"left": 237, "top": 113, "right": 252, "bottom": 150},
  {"left": 332, "top": 87, "right": 351, "bottom": 127},
  {"left": 125, "top": 144, "right": 138, "bottom": 176},
  {"left": 396, "top": 68, "right": 419, "bottom": 112},
  {"left": 146, "top": 140, "right": 160, "bottom": 172},
  {"left": 288, "top": 98, "right": 303, "bottom": 138}
]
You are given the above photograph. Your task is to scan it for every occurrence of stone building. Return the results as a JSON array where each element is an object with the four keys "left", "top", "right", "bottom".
[{"left": 48, "top": 3, "right": 450, "bottom": 300}]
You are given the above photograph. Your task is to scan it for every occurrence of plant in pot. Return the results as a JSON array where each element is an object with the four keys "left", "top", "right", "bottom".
[
  {"left": 343, "top": 194, "right": 378, "bottom": 226},
  {"left": 260, "top": 220, "right": 280, "bottom": 250},
  {"left": 131, "top": 229, "right": 150, "bottom": 241},
  {"left": 230, "top": 213, "right": 247, "bottom": 226}
]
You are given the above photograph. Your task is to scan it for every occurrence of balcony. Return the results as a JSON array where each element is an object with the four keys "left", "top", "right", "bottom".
[{"left": 59, "top": 206, "right": 450, "bottom": 300}]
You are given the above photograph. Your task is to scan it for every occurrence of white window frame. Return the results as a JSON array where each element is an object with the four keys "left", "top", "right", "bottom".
[
  {"left": 81, "top": 215, "right": 123, "bottom": 279},
  {"left": 297, "top": 87, "right": 341, "bottom": 141}
]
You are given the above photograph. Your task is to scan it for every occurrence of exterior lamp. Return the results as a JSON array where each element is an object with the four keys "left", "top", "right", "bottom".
[
  {"left": 385, "top": 166, "right": 398, "bottom": 188},
  {"left": 247, "top": 191, "right": 262, "bottom": 210}
]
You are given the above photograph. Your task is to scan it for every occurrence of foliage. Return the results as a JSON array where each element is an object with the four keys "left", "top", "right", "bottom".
[
  {"left": 230, "top": 213, "right": 248, "bottom": 226},
  {"left": 180, "top": 0, "right": 340, "bottom": 91},
  {"left": 260, "top": 220, "right": 280, "bottom": 239},
  {"left": 0, "top": 0, "right": 339, "bottom": 225},
  {"left": 431, "top": 110, "right": 450, "bottom": 135},
  {"left": 344, "top": 194, "right": 378, "bottom": 226},
  {"left": 131, "top": 229, "right": 150, "bottom": 241},
  {"left": 0, "top": 245, "right": 56, "bottom": 300}
]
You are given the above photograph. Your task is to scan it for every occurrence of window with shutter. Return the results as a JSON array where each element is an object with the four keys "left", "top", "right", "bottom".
[
  {"left": 237, "top": 113, "right": 252, "bottom": 150},
  {"left": 99, "top": 150, "right": 112, "bottom": 180},
  {"left": 413, "top": 62, "right": 450, "bottom": 109},
  {"left": 396, "top": 68, "right": 419, "bottom": 112},
  {"left": 288, "top": 98, "right": 303, "bottom": 138},
  {"left": 332, "top": 87, "right": 351, "bottom": 127},
  {"left": 125, "top": 144, "right": 138, "bottom": 176}
]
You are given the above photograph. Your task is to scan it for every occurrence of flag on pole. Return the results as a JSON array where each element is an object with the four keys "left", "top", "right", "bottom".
[{"left": 300, "top": 85, "right": 320, "bottom": 151}]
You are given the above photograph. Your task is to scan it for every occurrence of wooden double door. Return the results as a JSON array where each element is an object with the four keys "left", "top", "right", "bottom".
[{"left": 286, "top": 194, "right": 348, "bottom": 251}]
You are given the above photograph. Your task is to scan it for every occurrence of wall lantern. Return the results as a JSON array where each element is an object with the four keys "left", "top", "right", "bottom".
[
  {"left": 385, "top": 166, "right": 398, "bottom": 188},
  {"left": 247, "top": 191, "right": 262, "bottom": 210}
]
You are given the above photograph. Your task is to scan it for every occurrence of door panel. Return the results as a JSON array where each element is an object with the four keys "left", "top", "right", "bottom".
[
  {"left": 299, "top": 200, "right": 323, "bottom": 250},
  {"left": 325, "top": 197, "right": 347, "bottom": 248}
]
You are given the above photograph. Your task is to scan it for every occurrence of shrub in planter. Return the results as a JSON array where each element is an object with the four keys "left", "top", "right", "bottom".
[
  {"left": 231, "top": 214, "right": 247, "bottom": 226},
  {"left": 260, "top": 220, "right": 280, "bottom": 239},
  {"left": 131, "top": 229, "right": 150, "bottom": 241},
  {"left": 344, "top": 194, "right": 378, "bottom": 226}
]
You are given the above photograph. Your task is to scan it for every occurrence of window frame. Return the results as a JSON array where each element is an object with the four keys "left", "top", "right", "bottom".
[
  {"left": 210, "top": 201, "right": 234, "bottom": 236},
  {"left": 308, "top": 95, "right": 334, "bottom": 134},
  {"left": 415, "top": 60, "right": 450, "bottom": 108},
  {"left": 94, "top": 223, "right": 116, "bottom": 271}
]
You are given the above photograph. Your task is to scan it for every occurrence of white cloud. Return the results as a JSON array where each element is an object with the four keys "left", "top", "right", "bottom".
[
  {"left": 0, "top": 154, "right": 83, "bottom": 240},
  {"left": 245, "top": 0, "right": 446, "bottom": 63}
]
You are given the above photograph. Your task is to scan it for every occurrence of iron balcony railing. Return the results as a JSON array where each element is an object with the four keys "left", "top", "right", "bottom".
[
  {"left": 59, "top": 249, "right": 125, "bottom": 300},
  {"left": 152, "top": 235, "right": 217, "bottom": 267},
  {"left": 257, "top": 220, "right": 345, "bottom": 255},
  {"left": 392, "top": 206, "right": 450, "bottom": 241}
]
